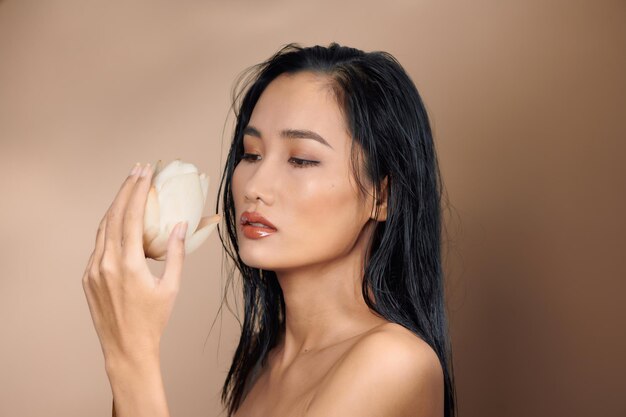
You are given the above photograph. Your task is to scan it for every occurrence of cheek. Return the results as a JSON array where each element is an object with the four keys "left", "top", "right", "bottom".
[
  {"left": 283, "top": 176, "right": 365, "bottom": 245},
  {"left": 231, "top": 164, "right": 246, "bottom": 203}
]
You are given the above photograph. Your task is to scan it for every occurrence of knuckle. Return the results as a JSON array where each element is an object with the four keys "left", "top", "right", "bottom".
[
  {"left": 82, "top": 266, "right": 91, "bottom": 282},
  {"left": 88, "top": 264, "right": 100, "bottom": 280},
  {"left": 107, "top": 210, "right": 117, "bottom": 222},
  {"left": 122, "top": 217, "right": 136, "bottom": 233},
  {"left": 121, "top": 255, "right": 142, "bottom": 273},
  {"left": 85, "top": 272, "right": 99, "bottom": 293},
  {"left": 107, "top": 207, "right": 121, "bottom": 223},
  {"left": 82, "top": 278, "right": 96, "bottom": 296},
  {"left": 99, "top": 256, "right": 118, "bottom": 277}
]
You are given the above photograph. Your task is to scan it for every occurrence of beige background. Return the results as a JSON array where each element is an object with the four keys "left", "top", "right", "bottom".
[{"left": 1, "top": 1, "right": 624, "bottom": 416}]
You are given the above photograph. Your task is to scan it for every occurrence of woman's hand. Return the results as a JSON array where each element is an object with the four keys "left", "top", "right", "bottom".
[{"left": 82, "top": 163, "right": 189, "bottom": 366}]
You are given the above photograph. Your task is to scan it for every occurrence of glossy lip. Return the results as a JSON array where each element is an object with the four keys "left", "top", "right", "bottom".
[
  {"left": 242, "top": 224, "right": 276, "bottom": 239},
  {"left": 240, "top": 211, "right": 277, "bottom": 230}
]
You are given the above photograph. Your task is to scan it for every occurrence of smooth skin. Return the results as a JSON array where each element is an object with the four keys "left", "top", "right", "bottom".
[
  {"left": 82, "top": 162, "right": 187, "bottom": 417},
  {"left": 82, "top": 71, "right": 443, "bottom": 417},
  {"left": 231, "top": 71, "right": 443, "bottom": 417}
]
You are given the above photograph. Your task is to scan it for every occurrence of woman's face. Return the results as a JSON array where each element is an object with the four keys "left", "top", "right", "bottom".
[{"left": 232, "top": 71, "right": 379, "bottom": 272}]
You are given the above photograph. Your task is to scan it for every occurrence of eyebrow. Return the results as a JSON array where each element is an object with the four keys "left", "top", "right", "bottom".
[{"left": 243, "top": 125, "right": 334, "bottom": 149}]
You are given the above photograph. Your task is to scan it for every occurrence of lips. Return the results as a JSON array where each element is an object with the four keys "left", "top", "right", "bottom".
[
  {"left": 240, "top": 211, "right": 277, "bottom": 230},
  {"left": 240, "top": 211, "right": 277, "bottom": 239}
]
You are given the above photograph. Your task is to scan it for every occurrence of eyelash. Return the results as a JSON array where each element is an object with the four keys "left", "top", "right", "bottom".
[{"left": 240, "top": 153, "right": 320, "bottom": 168}]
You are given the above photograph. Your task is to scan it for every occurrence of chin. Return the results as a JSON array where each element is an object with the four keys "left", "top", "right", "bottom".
[
  {"left": 238, "top": 249, "right": 303, "bottom": 273},
  {"left": 238, "top": 246, "right": 275, "bottom": 270}
]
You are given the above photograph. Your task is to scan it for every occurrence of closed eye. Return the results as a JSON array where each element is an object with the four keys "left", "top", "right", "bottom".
[
  {"left": 241, "top": 153, "right": 320, "bottom": 168},
  {"left": 289, "top": 157, "right": 319, "bottom": 168},
  {"left": 241, "top": 153, "right": 261, "bottom": 162}
]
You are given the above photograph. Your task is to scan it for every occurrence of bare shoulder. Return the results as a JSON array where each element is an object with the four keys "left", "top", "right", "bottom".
[{"left": 305, "top": 322, "right": 444, "bottom": 417}]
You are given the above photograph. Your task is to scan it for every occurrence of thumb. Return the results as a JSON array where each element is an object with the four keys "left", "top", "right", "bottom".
[{"left": 162, "top": 221, "right": 188, "bottom": 291}]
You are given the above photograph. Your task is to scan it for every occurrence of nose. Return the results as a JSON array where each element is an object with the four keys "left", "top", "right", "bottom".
[{"left": 241, "top": 156, "right": 275, "bottom": 206}]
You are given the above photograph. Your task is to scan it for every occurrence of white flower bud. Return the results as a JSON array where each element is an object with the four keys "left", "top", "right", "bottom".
[{"left": 143, "top": 159, "right": 220, "bottom": 260}]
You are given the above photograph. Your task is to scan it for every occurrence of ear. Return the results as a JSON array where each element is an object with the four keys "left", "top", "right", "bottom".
[{"left": 370, "top": 175, "right": 388, "bottom": 222}]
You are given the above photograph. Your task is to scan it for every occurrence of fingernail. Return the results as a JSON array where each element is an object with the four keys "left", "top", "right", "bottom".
[
  {"left": 140, "top": 163, "right": 152, "bottom": 177},
  {"left": 129, "top": 162, "right": 141, "bottom": 176},
  {"left": 177, "top": 221, "right": 188, "bottom": 239}
]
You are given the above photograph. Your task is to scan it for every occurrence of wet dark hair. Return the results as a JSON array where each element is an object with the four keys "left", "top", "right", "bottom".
[{"left": 215, "top": 42, "right": 456, "bottom": 417}]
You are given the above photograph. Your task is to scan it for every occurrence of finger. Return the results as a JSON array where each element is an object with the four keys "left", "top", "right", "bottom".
[
  {"left": 82, "top": 250, "right": 99, "bottom": 309},
  {"left": 82, "top": 249, "right": 95, "bottom": 287},
  {"left": 89, "top": 214, "right": 108, "bottom": 283},
  {"left": 104, "top": 163, "right": 142, "bottom": 255},
  {"left": 121, "top": 162, "right": 155, "bottom": 264},
  {"left": 161, "top": 221, "right": 188, "bottom": 292}
]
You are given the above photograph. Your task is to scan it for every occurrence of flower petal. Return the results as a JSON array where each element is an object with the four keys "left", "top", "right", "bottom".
[
  {"left": 144, "top": 221, "right": 176, "bottom": 261},
  {"left": 157, "top": 172, "right": 205, "bottom": 231},
  {"left": 144, "top": 241, "right": 164, "bottom": 260},
  {"left": 144, "top": 173, "right": 204, "bottom": 257},
  {"left": 199, "top": 173, "right": 209, "bottom": 203},
  {"left": 152, "top": 160, "right": 164, "bottom": 178},
  {"left": 183, "top": 214, "right": 221, "bottom": 255},
  {"left": 153, "top": 159, "right": 199, "bottom": 192}
]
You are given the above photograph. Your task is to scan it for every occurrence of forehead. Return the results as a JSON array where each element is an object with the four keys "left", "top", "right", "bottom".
[{"left": 248, "top": 71, "right": 349, "bottom": 146}]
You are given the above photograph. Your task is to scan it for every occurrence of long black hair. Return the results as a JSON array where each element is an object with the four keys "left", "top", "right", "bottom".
[{"left": 215, "top": 42, "right": 457, "bottom": 417}]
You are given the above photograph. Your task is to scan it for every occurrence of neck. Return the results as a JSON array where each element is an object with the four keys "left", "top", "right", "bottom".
[{"left": 271, "top": 222, "right": 386, "bottom": 369}]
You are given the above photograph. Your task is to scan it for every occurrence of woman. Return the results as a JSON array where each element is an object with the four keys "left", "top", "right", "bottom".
[{"left": 82, "top": 43, "right": 457, "bottom": 417}]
